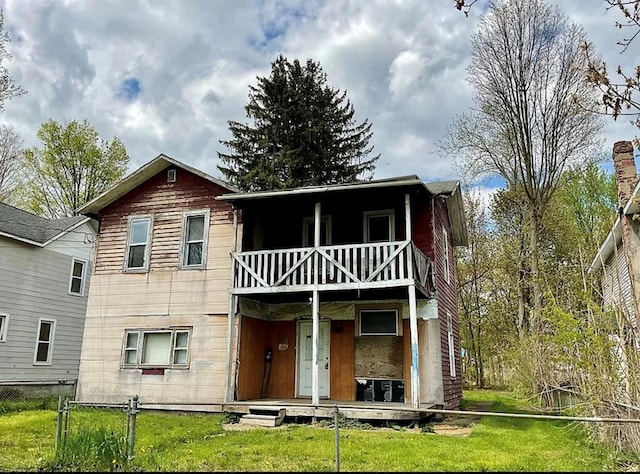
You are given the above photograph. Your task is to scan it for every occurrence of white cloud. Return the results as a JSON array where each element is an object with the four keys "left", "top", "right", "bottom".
[{"left": 0, "top": 0, "right": 636, "bottom": 188}]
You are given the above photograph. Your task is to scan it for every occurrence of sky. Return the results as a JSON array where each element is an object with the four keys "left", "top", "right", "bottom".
[{"left": 1, "top": 0, "right": 639, "bottom": 199}]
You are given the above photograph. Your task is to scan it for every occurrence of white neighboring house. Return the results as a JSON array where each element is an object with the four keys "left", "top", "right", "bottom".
[{"left": 0, "top": 203, "right": 96, "bottom": 397}]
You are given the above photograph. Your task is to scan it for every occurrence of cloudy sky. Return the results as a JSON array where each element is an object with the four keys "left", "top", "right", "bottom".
[{"left": 1, "top": 0, "right": 638, "bottom": 194}]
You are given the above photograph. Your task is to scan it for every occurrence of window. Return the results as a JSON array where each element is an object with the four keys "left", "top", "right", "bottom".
[
  {"left": 34, "top": 319, "right": 56, "bottom": 365},
  {"left": 302, "top": 216, "right": 332, "bottom": 247},
  {"left": 122, "top": 328, "right": 191, "bottom": 368},
  {"left": 0, "top": 313, "right": 8, "bottom": 342},
  {"left": 363, "top": 210, "right": 395, "bottom": 243},
  {"left": 181, "top": 211, "right": 209, "bottom": 268},
  {"left": 442, "top": 227, "right": 450, "bottom": 284},
  {"left": 447, "top": 312, "right": 456, "bottom": 378},
  {"left": 68, "top": 258, "right": 87, "bottom": 296},
  {"left": 358, "top": 309, "right": 400, "bottom": 336},
  {"left": 125, "top": 216, "right": 152, "bottom": 271}
]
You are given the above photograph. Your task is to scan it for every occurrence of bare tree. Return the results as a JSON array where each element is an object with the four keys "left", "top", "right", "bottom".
[
  {"left": 0, "top": 124, "right": 23, "bottom": 203},
  {"left": 442, "top": 0, "right": 603, "bottom": 333},
  {"left": 0, "top": 10, "right": 25, "bottom": 112}
]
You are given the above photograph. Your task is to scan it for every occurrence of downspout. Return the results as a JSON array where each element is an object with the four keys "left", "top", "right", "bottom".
[{"left": 311, "top": 201, "right": 321, "bottom": 406}]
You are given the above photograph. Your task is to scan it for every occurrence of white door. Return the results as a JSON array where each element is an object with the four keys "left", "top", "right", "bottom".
[{"left": 297, "top": 320, "right": 330, "bottom": 397}]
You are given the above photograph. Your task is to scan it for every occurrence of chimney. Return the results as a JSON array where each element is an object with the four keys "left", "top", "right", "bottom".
[{"left": 613, "top": 140, "right": 638, "bottom": 209}]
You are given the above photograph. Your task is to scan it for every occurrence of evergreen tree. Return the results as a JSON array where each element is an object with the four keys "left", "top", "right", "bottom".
[{"left": 218, "top": 55, "right": 379, "bottom": 191}]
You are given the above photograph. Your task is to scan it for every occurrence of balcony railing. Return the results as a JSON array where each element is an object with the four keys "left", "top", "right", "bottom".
[{"left": 230, "top": 240, "right": 433, "bottom": 295}]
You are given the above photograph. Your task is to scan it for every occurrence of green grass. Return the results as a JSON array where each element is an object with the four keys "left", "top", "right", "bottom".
[{"left": 0, "top": 390, "right": 634, "bottom": 472}]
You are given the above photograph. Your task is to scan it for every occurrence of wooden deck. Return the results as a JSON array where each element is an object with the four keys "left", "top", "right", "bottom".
[{"left": 223, "top": 399, "right": 437, "bottom": 421}]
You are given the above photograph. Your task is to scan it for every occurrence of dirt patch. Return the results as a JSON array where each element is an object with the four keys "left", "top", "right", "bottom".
[{"left": 428, "top": 400, "right": 493, "bottom": 437}]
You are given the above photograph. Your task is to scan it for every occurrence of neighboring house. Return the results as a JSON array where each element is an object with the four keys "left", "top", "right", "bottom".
[
  {"left": 591, "top": 141, "right": 640, "bottom": 338},
  {"left": 0, "top": 203, "right": 96, "bottom": 396},
  {"left": 76, "top": 154, "right": 467, "bottom": 416}
]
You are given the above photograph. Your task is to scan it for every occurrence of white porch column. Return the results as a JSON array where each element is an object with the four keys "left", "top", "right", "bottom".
[
  {"left": 312, "top": 202, "right": 321, "bottom": 405},
  {"left": 405, "top": 193, "right": 420, "bottom": 408},
  {"left": 224, "top": 207, "right": 239, "bottom": 403}
]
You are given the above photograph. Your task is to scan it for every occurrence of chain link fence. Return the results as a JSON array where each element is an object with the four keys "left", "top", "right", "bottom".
[{"left": 0, "top": 381, "right": 76, "bottom": 412}]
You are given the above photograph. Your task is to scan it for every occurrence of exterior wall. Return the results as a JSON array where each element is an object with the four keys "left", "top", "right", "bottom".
[
  {"left": 432, "top": 197, "right": 462, "bottom": 409},
  {"left": 601, "top": 240, "right": 636, "bottom": 324},
  {"left": 76, "top": 168, "right": 237, "bottom": 405},
  {"left": 0, "top": 235, "right": 93, "bottom": 384}
]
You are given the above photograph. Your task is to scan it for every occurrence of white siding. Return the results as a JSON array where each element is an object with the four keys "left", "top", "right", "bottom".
[
  {"left": 602, "top": 242, "right": 636, "bottom": 326},
  {"left": 0, "top": 236, "right": 93, "bottom": 382}
]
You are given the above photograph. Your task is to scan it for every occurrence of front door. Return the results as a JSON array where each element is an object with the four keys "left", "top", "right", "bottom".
[{"left": 297, "top": 320, "right": 330, "bottom": 397}]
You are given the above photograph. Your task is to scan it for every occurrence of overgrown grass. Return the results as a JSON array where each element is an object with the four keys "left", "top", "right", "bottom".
[{"left": 0, "top": 390, "right": 636, "bottom": 471}]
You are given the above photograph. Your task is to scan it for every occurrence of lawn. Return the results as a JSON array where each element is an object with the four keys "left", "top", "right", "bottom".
[{"left": 0, "top": 390, "right": 634, "bottom": 472}]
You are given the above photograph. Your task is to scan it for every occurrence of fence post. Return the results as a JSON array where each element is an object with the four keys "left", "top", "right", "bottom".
[
  {"left": 127, "top": 395, "right": 139, "bottom": 462},
  {"left": 62, "top": 398, "right": 70, "bottom": 444},
  {"left": 55, "top": 396, "right": 64, "bottom": 453},
  {"left": 333, "top": 404, "right": 340, "bottom": 472}
]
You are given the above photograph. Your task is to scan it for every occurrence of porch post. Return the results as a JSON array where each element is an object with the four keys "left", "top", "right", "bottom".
[
  {"left": 406, "top": 193, "right": 421, "bottom": 408},
  {"left": 224, "top": 207, "right": 239, "bottom": 404},
  {"left": 312, "top": 202, "right": 321, "bottom": 405}
]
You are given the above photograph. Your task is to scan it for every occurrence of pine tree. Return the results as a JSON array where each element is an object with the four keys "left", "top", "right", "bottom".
[{"left": 218, "top": 55, "right": 379, "bottom": 191}]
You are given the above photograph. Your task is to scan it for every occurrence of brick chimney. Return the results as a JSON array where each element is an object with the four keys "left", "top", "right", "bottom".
[{"left": 613, "top": 140, "right": 638, "bottom": 209}]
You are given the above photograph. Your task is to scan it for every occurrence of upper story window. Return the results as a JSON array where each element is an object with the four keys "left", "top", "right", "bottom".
[
  {"left": 442, "top": 227, "right": 450, "bottom": 284},
  {"left": 122, "top": 328, "right": 192, "bottom": 368},
  {"left": 181, "top": 211, "right": 210, "bottom": 268},
  {"left": 68, "top": 258, "right": 87, "bottom": 296},
  {"left": 302, "top": 216, "right": 332, "bottom": 247},
  {"left": 0, "top": 313, "right": 8, "bottom": 342},
  {"left": 125, "top": 216, "right": 153, "bottom": 272},
  {"left": 363, "top": 210, "right": 395, "bottom": 243},
  {"left": 34, "top": 318, "right": 56, "bottom": 365}
]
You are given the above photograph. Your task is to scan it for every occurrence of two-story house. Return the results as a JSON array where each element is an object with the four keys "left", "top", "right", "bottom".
[
  {"left": 76, "top": 154, "right": 467, "bottom": 419},
  {"left": 0, "top": 203, "right": 95, "bottom": 397}
]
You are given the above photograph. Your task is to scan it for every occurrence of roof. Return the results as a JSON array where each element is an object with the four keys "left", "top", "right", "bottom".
[
  {"left": 590, "top": 179, "right": 640, "bottom": 273},
  {"left": 0, "top": 202, "right": 90, "bottom": 247},
  {"left": 78, "top": 153, "right": 240, "bottom": 216},
  {"left": 217, "top": 175, "right": 468, "bottom": 246}
]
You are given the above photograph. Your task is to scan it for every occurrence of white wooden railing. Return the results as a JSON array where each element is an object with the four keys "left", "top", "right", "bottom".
[{"left": 231, "top": 240, "right": 433, "bottom": 293}]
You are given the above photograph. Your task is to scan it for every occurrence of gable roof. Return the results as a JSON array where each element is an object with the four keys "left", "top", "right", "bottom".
[
  {"left": 78, "top": 153, "right": 240, "bottom": 216},
  {"left": 217, "top": 175, "right": 468, "bottom": 246},
  {"left": 0, "top": 202, "right": 90, "bottom": 247}
]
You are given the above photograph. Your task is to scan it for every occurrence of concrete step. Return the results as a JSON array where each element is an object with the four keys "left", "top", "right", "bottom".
[{"left": 240, "top": 407, "right": 286, "bottom": 427}]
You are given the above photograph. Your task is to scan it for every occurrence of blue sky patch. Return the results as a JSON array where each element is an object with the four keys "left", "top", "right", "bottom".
[{"left": 116, "top": 77, "right": 141, "bottom": 101}]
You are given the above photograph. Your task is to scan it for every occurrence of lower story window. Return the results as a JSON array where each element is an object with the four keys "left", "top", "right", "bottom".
[
  {"left": 358, "top": 309, "right": 400, "bottom": 336},
  {"left": 122, "top": 328, "right": 192, "bottom": 368}
]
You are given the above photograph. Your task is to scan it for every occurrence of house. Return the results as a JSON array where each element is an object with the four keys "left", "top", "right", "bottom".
[
  {"left": 76, "top": 154, "right": 467, "bottom": 417},
  {"left": 0, "top": 203, "right": 96, "bottom": 397},
  {"left": 590, "top": 140, "right": 640, "bottom": 340}
]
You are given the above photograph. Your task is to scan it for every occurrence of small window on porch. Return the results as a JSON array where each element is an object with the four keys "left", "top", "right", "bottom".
[
  {"left": 302, "top": 216, "right": 331, "bottom": 247},
  {"left": 363, "top": 210, "right": 395, "bottom": 243},
  {"left": 358, "top": 309, "right": 400, "bottom": 336}
]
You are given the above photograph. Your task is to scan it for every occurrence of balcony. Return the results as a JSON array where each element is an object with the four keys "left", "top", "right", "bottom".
[{"left": 230, "top": 240, "right": 434, "bottom": 295}]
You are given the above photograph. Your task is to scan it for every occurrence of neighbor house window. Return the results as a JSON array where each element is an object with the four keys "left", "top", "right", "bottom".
[
  {"left": 363, "top": 210, "right": 395, "bottom": 243},
  {"left": 442, "top": 227, "right": 450, "bottom": 284},
  {"left": 180, "top": 211, "right": 210, "bottom": 268},
  {"left": 122, "top": 328, "right": 191, "bottom": 368},
  {"left": 34, "top": 318, "right": 56, "bottom": 365},
  {"left": 68, "top": 258, "right": 87, "bottom": 296},
  {"left": 302, "top": 216, "right": 332, "bottom": 247},
  {"left": 125, "top": 216, "right": 152, "bottom": 271},
  {"left": 358, "top": 309, "right": 400, "bottom": 336},
  {"left": 0, "top": 313, "right": 8, "bottom": 342},
  {"left": 447, "top": 312, "right": 456, "bottom": 378}
]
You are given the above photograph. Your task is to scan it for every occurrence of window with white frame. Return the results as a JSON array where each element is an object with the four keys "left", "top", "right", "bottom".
[
  {"left": 68, "top": 257, "right": 87, "bottom": 296},
  {"left": 358, "top": 309, "right": 400, "bottom": 336},
  {"left": 34, "top": 319, "right": 56, "bottom": 364},
  {"left": 442, "top": 227, "right": 450, "bottom": 284},
  {"left": 125, "top": 216, "right": 152, "bottom": 271},
  {"left": 447, "top": 311, "right": 456, "bottom": 378},
  {"left": 181, "top": 211, "right": 210, "bottom": 268},
  {"left": 302, "top": 215, "right": 332, "bottom": 247},
  {"left": 0, "top": 313, "right": 8, "bottom": 342},
  {"left": 363, "top": 210, "right": 395, "bottom": 243},
  {"left": 122, "top": 328, "right": 191, "bottom": 368}
]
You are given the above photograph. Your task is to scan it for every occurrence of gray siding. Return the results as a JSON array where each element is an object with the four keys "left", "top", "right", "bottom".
[
  {"left": 0, "top": 236, "right": 92, "bottom": 383},
  {"left": 602, "top": 242, "right": 635, "bottom": 325}
]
